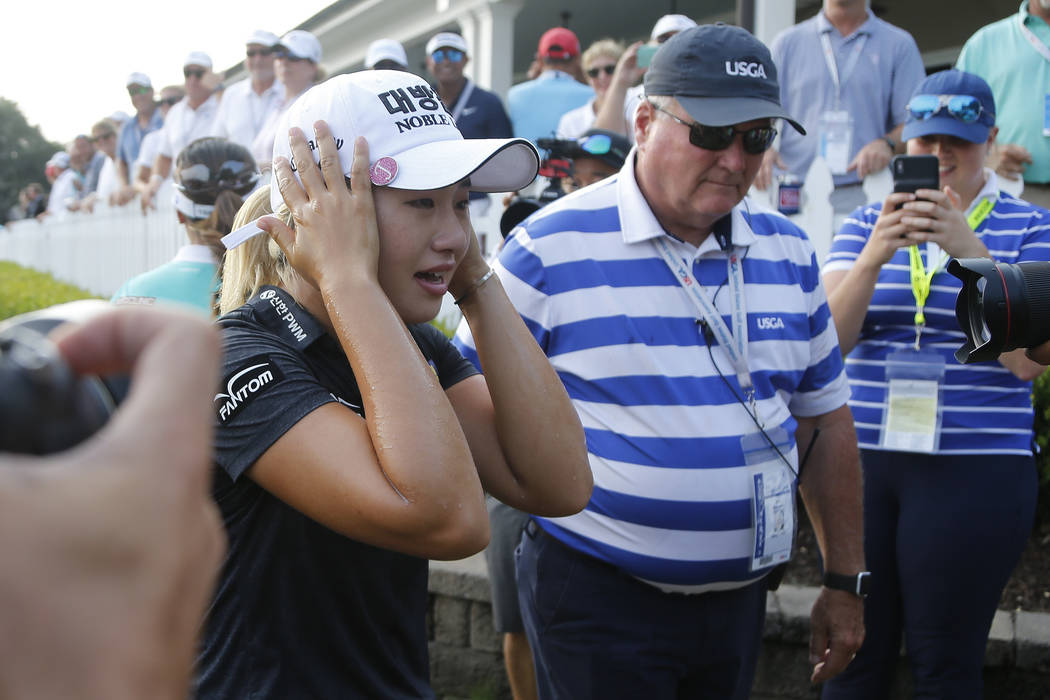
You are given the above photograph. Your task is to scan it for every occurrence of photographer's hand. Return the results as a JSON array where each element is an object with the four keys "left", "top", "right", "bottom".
[{"left": 0, "top": 307, "right": 225, "bottom": 700}]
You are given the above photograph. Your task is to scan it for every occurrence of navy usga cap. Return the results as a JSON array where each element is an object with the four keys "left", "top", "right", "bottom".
[{"left": 644, "top": 23, "right": 805, "bottom": 135}]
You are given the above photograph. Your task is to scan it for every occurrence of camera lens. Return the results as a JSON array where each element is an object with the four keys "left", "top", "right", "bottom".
[{"left": 949, "top": 258, "right": 1050, "bottom": 363}]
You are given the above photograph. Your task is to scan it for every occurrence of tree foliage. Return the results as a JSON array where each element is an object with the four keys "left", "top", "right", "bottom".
[{"left": 0, "top": 98, "right": 63, "bottom": 222}]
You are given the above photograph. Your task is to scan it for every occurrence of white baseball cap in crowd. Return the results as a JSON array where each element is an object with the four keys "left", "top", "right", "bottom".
[
  {"left": 126, "top": 72, "right": 152, "bottom": 88},
  {"left": 184, "top": 51, "right": 213, "bottom": 69},
  {"left": 269, "top": 71, "right": 538, "bottom": 212},
  {"left": 48, "top": 151, "right": 71, "bottom": 169},
  {"left": 246, "top": 29, "right": 280, "bottom": 47},
  {"left": 650, "top": 14, "right": 697, "bottom": 42},
  {"left": 278, "top": 30, "right": 322, "bottom": 63},
  {"left": 365, "top": 39, "right": 408, "bottom": 69},
  {"left": 425, "top": 32, "right": 469, "bottom": 57}
]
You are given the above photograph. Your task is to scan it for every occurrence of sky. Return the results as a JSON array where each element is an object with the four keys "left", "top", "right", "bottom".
[{"left": 2, "top": 0, "right": 333, "bottom": 145}]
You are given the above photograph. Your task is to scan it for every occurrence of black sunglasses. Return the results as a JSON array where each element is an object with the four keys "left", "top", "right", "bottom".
[
  {"left": 246, "top": 47, "right": 273, "bottom": 58},
  {"left": 159, "top": 96, "right": 181, "bottom": 107},
  {"left": 586, "top": 65, "right": 615, "bottom": 79},
  {"left": 184, "top": 68, "right": 205, "bottom": 80},
  {"left": 649, "top": 101, "right": 776, "bottom": 155},
  {"left": 273, "top": 47, "right": 306, "bottom": 62}
]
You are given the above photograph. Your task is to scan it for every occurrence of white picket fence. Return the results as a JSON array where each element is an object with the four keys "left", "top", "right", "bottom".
[{"left": 0, "top": 160, "right": 1023, "bottom": 317}]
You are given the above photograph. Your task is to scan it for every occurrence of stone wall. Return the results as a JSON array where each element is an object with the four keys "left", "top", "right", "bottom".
[{"left": 428, "top": 555, "right": 1050, "bottom": 700}]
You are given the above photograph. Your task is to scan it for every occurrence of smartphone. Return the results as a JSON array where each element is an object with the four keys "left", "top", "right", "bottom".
[
  {"left": 636, "top": 45, "right": 659, "bottom": 68},
  {"left": 891, "top": 154, "right": 939, "bottom": 195}
]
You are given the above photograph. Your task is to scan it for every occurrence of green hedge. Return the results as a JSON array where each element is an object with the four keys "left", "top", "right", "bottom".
[{"left": 0, "top": 261, "right": 99, "bottom": 321}]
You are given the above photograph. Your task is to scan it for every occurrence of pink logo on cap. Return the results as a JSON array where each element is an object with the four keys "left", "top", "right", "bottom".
[{"left": 370, "top": 157, "right": 398, "bottom": 186}]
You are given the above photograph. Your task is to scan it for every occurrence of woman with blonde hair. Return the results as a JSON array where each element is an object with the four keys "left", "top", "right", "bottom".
[
  {"left": 197, "top": 70, "right": 592, "bottom": 698},
  {"left": 556, "top": 38, "right": 624, "bottom": 139}
]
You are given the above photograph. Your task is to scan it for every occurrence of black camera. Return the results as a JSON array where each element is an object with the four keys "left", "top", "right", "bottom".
[
  {"left": 948, "top": 258, "right": 1050, "bottom": 363},
  {"left": 0, "top": 303, "right": 126, "bottom": 455},
  {"left": 499, "top": 137, "right": 577, "bottom": 237}
]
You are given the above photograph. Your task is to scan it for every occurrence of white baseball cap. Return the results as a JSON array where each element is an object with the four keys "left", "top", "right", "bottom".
[
  {"left": 650, "top": 14, "right": 696, "bottom": 41},
  {"left": 365, "top": 38, "right": 408, "bottom": 69},
  {"left": 246, "top": 29, "right": 279, "bottom": 48},
  {"left": 425, "top": 32, "right": 469, "bottom": 57},
  {"left": 269, "top": 70, "right": 538, "bottom": 212},
  {"left": 278, "top": 30, "right": 322, "bottom": 63},
  {"left": 126, "top": 72, "right": 152, "bottom": 88},
  {"left": 48, "top": 151, "right": 71, "bottom": 169},
  {"left": 184, "top": 51, "right": 213, "bottom": 69}
]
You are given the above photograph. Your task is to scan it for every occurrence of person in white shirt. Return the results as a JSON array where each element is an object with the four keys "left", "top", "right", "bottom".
[
  {"left": 210, "top": 30, "right": 283, "bottom": 157},
  {"left": 143, "top": 52, "right": 221, "bottom": 211},
  {"left": 250, "top": 30, "right": 323, "bottom": 170}
]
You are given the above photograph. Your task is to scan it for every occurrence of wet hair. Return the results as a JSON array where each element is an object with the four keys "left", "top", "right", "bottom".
[
  {"left": 218, "top": 186, "right": 296, "bottom": 315},
  {"left": 174, "top": 137, "right": 260, "bottom": 314}
]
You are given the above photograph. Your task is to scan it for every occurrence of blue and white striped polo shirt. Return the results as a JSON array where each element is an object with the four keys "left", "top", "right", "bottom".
[
  {"left": 454, "top": 158, "right": 850, "bottom": 593},
  {"left": 823, "top": 170, "right": 1050, "bottom": 455}
]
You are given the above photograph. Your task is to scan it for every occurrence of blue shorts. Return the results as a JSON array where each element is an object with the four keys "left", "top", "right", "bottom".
[{"left": 516, "top": 520, "right": 767, "bottom": 700}]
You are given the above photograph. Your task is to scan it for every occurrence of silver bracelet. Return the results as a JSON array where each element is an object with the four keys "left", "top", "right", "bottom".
[{"left": 453, "top": 268, "right": 496, "bottom": 306}]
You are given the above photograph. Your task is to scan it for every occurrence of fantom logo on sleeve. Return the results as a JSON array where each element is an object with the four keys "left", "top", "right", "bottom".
[{"left": 214, "top": 355, "right": 286, "bottom": 423}]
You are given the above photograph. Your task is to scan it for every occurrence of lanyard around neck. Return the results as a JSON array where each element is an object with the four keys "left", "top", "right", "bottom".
[
  {"left": 907, "top": 197, "right": 994, "bottom": 344},
  {"left": 819, "top": 28, "right": 868, "bottom": 107},
  {"left": 1018, "top": 12, "right": 1050, "bottom": 62},
  {"left": 653, "top": 236, "right": 760, "bottom": 421}
]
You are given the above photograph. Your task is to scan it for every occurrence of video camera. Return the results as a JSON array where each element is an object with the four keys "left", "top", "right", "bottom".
[
  {"left": 949, "top": 258, "right": 1050, "bottom": 363},
  {"left": 499, "top": 137, "right": 577, "bottom": 237},
  {"left": 0, "top": 303, "right": 126, "bottom": 455}
]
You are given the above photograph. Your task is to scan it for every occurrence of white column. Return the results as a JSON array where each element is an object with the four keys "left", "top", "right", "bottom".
[
  {"left": 456, "top": 11, "right": 479, "bottom": 82},
  {"left": 470, "top": 0, "right": 524, "bottom": 96},
  {"left": 754, "top": 0, "right": 795, "bottom": 47}
]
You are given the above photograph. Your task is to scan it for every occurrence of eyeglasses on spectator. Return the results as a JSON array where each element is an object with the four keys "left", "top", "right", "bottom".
[
  {"left": 586, "top": 65, "right": 615, "bottom": 79},
  {"left": 127, "top": 85, "right": 151, "bottom": 97},
  {"left": 246, "top": 48, "right": 274, "bottom": 58},
  {"left": 184, "top": 68, "right": 205, "bottom": 80},
  {"left": 648, "top": 100, "right": 777, "bottom": 155},
  {"left": 431, "top": 48, "right": 464, "bottom": 63}
]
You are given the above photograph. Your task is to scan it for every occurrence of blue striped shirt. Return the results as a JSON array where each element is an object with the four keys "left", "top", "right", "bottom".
[
  {"left": 823, "top": 171, "right": 1050, "bottom": 455},
  {"left": 454, "top": 159, "right": 850, "bottom": 593}
]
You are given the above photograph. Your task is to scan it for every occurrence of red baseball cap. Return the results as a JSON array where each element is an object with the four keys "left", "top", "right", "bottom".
[{"left": 537, "top": 27, "right": 581, "bottom": 60}]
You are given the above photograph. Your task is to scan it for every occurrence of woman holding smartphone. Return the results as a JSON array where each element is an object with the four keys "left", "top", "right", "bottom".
[
  {"left": 820, "top": 70, "right": 1050, "bottom": 700},
  {"left": 196, "top": 71, "right": 591, "bottom": 699}
]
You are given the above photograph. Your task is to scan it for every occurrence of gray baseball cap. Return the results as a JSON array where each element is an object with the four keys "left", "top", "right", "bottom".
[{"left": 644, "top": 23, "right": 805, "bottom": 135}]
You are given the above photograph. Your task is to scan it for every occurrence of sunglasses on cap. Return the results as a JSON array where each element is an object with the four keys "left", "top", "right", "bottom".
[
  {"left": 431, "top": 48, "right": 464, "bottom": 63},
  {"left": 586, "top": 65, "right": 615, "bottom": 79},
  {"left": 907, "top": 94, "right": 991, "bottom": 124},
  {"left": 576, "top": 133, "right": 616, "bottom": 156},
  {"left": 184, "top": 68, "right": 205, "bottom": 80},
  {"left": 127, "top": 85, "right": 151, "bottom": 97},
  {"left": 246, "top": 47, "right": 273, "bottom": 58},
  {"left": 648, "top": 101, "right": 777, "bottom": 155}
]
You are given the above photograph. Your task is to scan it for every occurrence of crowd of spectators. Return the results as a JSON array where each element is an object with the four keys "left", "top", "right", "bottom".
[{"left": 8, "top": 4, "right": 1050, "bottom": 700}]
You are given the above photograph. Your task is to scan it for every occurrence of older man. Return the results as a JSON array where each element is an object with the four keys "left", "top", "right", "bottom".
[
  {"left": 455, "top": 24, "right": 866, "bottom": 699},
  {"left": 114, "top": 72, "right": 163, "bottom": 206},
  {"left": 211, "top": 30, "right": 283, "bottom": 152},
  {"left": 143, "top": 52, "right": 220, "bottom": 211}
]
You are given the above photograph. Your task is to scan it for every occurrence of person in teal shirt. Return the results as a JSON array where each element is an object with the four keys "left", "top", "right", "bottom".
[
  {"left": 957, "top": 1, "right": 1050, "bottom": 209},
  {"left": 113, "top": 137, "right": 259, "bottom": 316}
]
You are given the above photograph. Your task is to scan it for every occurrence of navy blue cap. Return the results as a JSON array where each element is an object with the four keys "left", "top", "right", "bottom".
[
  {"left": 901, "top": 70, "right": 996, "bottom": 144},
  {"left": 644, "top": 23, "right": 805, "bottom": 134}
]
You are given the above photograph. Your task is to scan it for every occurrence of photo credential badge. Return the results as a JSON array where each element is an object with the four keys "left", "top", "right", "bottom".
[
  {"left": 881, "top": 349, "right": 945, "bottom": 453},
  {"left": 743, "top": 428, "right": 796, "bottom": 573}
]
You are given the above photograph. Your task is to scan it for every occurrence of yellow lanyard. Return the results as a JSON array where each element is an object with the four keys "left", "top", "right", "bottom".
[{"left": 907, "top": 197, "right": 994, "bottom": 346}]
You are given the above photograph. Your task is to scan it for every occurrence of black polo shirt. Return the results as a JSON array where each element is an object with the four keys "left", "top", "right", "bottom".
[{"left": 196, "top": 286, "right": 478, "bottom": 699}]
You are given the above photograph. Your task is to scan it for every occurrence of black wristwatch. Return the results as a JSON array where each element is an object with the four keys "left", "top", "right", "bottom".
[{"left": 823, "top": 571, "right": 871, "bottom": 598}]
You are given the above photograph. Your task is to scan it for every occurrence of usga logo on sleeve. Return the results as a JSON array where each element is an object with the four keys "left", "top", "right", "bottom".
[{"left": 215, "top": 355, "right": 285, "bottom": 424}]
